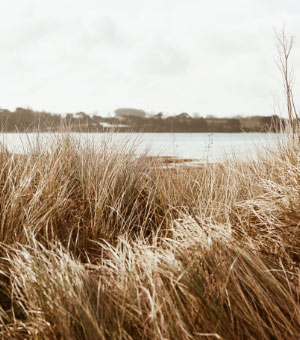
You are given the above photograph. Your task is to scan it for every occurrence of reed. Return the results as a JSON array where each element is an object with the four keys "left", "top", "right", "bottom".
[{"left": 0, "top": 127, "right": 299, "bottom": 339}]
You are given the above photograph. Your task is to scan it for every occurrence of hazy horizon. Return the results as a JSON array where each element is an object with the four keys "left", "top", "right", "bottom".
[{"left": 1, "top": 0, "right": 300, "bottom": 117}]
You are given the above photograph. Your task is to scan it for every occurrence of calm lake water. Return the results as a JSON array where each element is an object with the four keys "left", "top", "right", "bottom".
[{"left": 0, "top": 132, "right": 279, "bottom": 162}]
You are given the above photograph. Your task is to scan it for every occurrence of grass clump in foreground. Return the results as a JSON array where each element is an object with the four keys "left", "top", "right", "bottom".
[{"left": 0, "top": 130, "right": 299, "bottom": 339}]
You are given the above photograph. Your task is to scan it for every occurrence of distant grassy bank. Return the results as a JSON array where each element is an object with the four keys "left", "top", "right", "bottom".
[{"left": 0, "top": 128, "right": 299, "bottom": 339}]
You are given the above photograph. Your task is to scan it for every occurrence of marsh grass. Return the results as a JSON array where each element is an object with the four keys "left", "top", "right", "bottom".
[{"left": 0, "top": 127, "right": 300, "bottom": 339}]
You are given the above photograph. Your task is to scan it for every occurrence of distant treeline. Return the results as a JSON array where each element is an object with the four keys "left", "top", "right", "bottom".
[{"left": 0, "top": 107, "right": 283, "bottom": 133}]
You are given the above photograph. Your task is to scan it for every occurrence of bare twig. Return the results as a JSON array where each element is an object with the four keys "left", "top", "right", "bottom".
[{"left": 275, "top": 27, "right": 299, "bottom": 127}]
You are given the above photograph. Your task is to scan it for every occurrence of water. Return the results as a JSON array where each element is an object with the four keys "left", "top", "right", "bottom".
[{"left": 0, "top": 132, "right": 279, "bottom": 162}]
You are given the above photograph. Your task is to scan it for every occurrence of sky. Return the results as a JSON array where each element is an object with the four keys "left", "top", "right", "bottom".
[{"left": 0, "top": 0, "right": 300, "bottom": 117}]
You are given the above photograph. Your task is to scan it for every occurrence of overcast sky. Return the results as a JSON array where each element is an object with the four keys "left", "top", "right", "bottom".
[{"left": 0, "top": 0, "right": 300, "bottom": 117}]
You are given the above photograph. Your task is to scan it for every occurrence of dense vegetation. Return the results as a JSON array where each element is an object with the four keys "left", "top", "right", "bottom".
[
  {"left": 0, "top": 126, "right": 299, "bottom": 339},
  {"left": 0, "top": 107, "right": 282, "bottom": 132}
]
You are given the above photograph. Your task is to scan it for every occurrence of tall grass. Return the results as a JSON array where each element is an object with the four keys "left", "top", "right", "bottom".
[{"left": 0, "top": 128, "right": 300, "bottom": 339}]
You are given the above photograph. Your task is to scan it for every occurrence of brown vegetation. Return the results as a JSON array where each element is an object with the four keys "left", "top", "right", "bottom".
[
  {"left": 0, "top": 106, "right": 282, "bottom": 133},
  {"left": 0, "top": 126, "right": 299, "bottom": 339}
]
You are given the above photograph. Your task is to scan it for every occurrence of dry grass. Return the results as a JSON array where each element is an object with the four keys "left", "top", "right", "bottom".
[{"left": 0, "top": 128, "right": 300, "bottom": 339}]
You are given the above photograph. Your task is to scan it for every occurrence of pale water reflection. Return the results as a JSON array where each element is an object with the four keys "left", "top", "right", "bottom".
[{"left": 0, "top": 132, "right": 279, "bottom": 162}]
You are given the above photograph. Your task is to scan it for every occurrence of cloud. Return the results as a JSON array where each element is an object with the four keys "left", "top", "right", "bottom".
[
  {"left": 0, "top": 0, "right": 300, "bottom": 116},
  {"left": 79, "top": 14, "right": 123, "bottom": 49},
  {"left": 135, "top": 42, "right": 189, "bottom": 76}
]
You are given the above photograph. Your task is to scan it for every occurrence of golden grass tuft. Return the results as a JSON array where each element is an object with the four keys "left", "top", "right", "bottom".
[{"left": 0, "top": 128, "right": 300, "bottom": 339}]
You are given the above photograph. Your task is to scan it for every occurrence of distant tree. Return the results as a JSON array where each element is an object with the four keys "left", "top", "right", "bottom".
[
  {"left": 176, "top": 112, "right": 191, "bottom": 120},
  {"left": 115, "top": 108, "right": 146, "bottom": 118},
  {"left": 192, "top": 117, "right": 208, "bottom": 131},
  {"left": 227, "top": 118, "right": 241, "bottom": 132},
  {"left": 14, "top": 108, "right": 38, "bottom": 130},
  {"left": 154, "top": 112, "right": 163, "bottom": 119}
]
